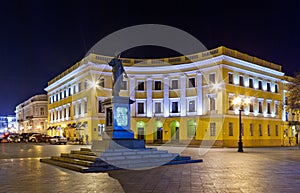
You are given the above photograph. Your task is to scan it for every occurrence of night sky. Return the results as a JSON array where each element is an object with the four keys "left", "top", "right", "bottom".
[{"left": 0, "top": 0, "right": 299, "bottom": 115}]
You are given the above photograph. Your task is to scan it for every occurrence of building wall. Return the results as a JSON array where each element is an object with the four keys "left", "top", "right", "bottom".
[
  {"left": 45, "top": 46, "right": 292, "bottom": 146},
  {"left": 15, "top": 94, "right": 48, "bottom": 133}
]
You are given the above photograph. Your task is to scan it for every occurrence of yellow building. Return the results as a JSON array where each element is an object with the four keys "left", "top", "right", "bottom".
[{"left": 45, "top": 46, "right": 293, "bottom": 147}]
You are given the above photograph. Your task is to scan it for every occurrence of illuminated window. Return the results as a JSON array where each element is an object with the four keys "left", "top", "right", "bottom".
[
  {"left": 229, "top": 122, "right": 233, "bottom": 136},
  {"left": 228, "top": 97, "right": 234, "bottom": 110},
  {"left": 40, "top": 108, "right": 45, "bottom": 116},
  {"left": 249, "top": 103, "right": 254, "bottom": 112},
  {"left": 98, "top": 100, "right": 104, "bottom": 113}
]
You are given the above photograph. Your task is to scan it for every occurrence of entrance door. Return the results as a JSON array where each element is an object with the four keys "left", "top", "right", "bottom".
[
  {"left": 156, "top": 127, "right": 163, "bottom": 143},
  {"left": 137, "top": 127, "right": 144, "bottom": 140}
]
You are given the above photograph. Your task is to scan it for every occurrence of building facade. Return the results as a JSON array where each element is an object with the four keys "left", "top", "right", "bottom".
[
  {"left": 15, "top": 94, "right": 48, "bottom": 133},
  {"left": 45, "top": 46, "right": 292, "bottom": 146}
]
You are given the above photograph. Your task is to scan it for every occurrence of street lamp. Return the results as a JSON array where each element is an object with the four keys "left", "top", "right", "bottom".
[{"left": 233, "top": 96, "right": 250, "bottom": 152}]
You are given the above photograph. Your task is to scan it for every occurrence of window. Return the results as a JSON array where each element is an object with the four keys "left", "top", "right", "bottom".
[
  {"left": 121, "top": 80, "right": 127, "bottom": 90},
  {"left": 259, "top": 124, "right": 263, "bottom": 136},
  {"left": 267, "top": 102, "right": 271, "bottom": 114},
  {"left": 78, "top": 82, "right": 82, "bottom": 92},
  {"left": 154, "top": 102, "right": 162, "bottom": 113},
  {"left": 239, "top": 76, "right": 244, "bottom": 86},
  {"left": 228, "top": 98, "right": 234, "bottom": 110},
  {"left": 275, "top": 103, "right": 279, "bottom": 115},
  {"left": 137, "top": 81, "right": 145, "bottom": 91},
  {"left": 78, "top": 102, "right": 82, "bottom": 115},
  {"left": 73, "top": 85, "right": 76, "bottom": 94},
  {"left": 188, "top": 78, "right": 196, "bottom": 88},
  {"left": 188, "top": 100, "right": 196, "bottom": 112},
  {"left": 98, "top": 100, "right": 104, "bottom": 113},
  {"left": 258, "top": 101, "right": 263, "bottom": 113},
  {"left": 228, "top": 73, "right": 233, "bottom": 84},
  {"left": 73, "top": 104, "right": 76, "bottom": 116},
  {"left": 64, "top": 108, "right": 67, "bottom": 118},
  {"left": 137, "top": 103, "right": 145, "bottom": 114},
  {"left": 99, "top": 78, "right": 105, "bottom": 87},
  {"left": 209, "top": 98, "right": 216, "bottom": 111},
  {"left": 84, "top": 100, "right": 88, "bottom": 114},
  {"left": 84, "top": 80, "right": 88, "bottom": 89},
  {"left": 258, "top": 80, "right": 263, "bottom": 90},
  {"left": 229, "top": 122, "right": 233, "bottom": 136},
  {"left": 209, "top": 74, "right": 215, "bottom": 84},
  {"left": 171, "top": 102, "right": 179, "bottom": 113},
  {"left": 250, "top": 124, "right": 253, "bottom": 136},
  {"left": 275, "top": 125, "right": 279, "bottom": 136},
  {"left": 267, "top": 82, "right": 271, "bottom": 92},
  {"left": 249, "top": 103, "right": 254, "bottom": 112},
  {"left": 210, "top": 122, "right": 216, "bottom": 136},
  {"left": 68, "top": 87, "right": 72, "bottom": 96},
  {"left": 40, "top": 107, "right": 45, "bottom": 116},
  {"left": 187, "top": 122, "right": 196, "bottom": 138},
  {"left": 154, "top": 81, "right": 162, "bottom": 90},
  {"left": 275, "top": 84, "right": 279, "bottom": 93},
  {"left": 268, "top": 125, "right": 271, "bottom": 136},
  {"left": 171, "top": 79, "right": 179, "bottom": 89},
  {"left": 249, "top": 78, "right": 254, "bottom": 88}
]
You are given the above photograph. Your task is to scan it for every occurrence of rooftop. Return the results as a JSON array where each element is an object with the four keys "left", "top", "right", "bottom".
[{"left": 48, "top": 46, "right": 282, "bottom": 86}]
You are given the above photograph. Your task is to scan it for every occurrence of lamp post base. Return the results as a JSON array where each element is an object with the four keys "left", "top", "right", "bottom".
[{"left": 238, "top": 141, "right": 244, "bottom": 152}]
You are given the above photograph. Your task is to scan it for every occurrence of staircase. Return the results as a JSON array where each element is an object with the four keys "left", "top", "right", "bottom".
[{"left": 40, "top": 147, "right": 202, "bottom": 173}]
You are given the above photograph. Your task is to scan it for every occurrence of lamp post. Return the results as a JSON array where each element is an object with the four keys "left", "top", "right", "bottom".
[{"left": 233, "top": 96, "right": 250, "bottom": 152}]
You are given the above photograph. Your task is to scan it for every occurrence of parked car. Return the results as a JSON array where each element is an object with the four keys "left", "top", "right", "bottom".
[
  {"left": 20, "top": 132, "right": 39, "bottom": 142},
  {"left": 7, "top": 134, "right": 21, "bottom": 143},
  {"left": 31, "top": 134, "right": 53, "bottom": 143},
  {"left": 50, "top": 136, "right": 67, "bottom": 145}
]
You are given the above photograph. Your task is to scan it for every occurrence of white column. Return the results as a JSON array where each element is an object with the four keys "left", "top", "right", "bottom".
[
  {"left": 164, "top": 77, "right": 170, "bottom": 117},
  {"left": 146, "top": 77, "right": 153, "bottom": 117},
  {"left": 66, "top": 105, "right": 69, "bottom": 120},
  {"left": 180, "top": 75, "right": 186, "bottom": 116},
  {"left": 61, "top": 106, "right": 65, "bottom": 121},
  {"left": 197, "top": 72, "right": 203, "bottom": 115},
  {"left": 129, "top": 76, "right": 136, "bottom": 117}
]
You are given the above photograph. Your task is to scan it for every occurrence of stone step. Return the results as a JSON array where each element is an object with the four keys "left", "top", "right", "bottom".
[
  {"left": 70, "top": 150, "right": 97, "bottom": 156},
  {"left": 40, "top": 158, "right": 89, "bottom": 173},
  {"left": 80, "top": 148, "right": 92, "bottom": 152},
  {"left": 51, "top": 156, "right": 94, "bottom": 167},
  {"left": 61, "top": 153, "right": 100, "bottom": 162}
]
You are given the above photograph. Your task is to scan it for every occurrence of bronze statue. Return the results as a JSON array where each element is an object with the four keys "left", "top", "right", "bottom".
[{"left": 108, "top": 52, "right": 128, "bottom": 96}]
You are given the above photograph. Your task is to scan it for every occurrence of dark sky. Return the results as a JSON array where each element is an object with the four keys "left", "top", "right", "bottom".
[{"left": 0, "top": 0, "right": 299, "bottom": 115}]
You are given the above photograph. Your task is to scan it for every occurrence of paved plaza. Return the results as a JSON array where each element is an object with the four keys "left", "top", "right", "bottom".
[{"left": 0, "top": 143, "right": 300, "bottom": 193}]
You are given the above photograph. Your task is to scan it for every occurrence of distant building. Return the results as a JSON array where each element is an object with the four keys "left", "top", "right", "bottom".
[
  {"left": 0, "top": 115, "right": 17, "bottom": 133},
  {"left": 15, "top": 94, "right": 48, "bottom": 133},
  {"left": 45, "top": 46, "right": 293, "bottom": 146}
]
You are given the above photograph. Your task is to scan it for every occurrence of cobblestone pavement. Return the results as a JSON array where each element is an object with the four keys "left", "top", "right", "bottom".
[{"left": 1, "top": 143, "right": 300, "bottom": 193}]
